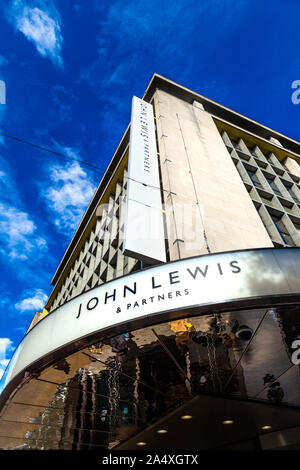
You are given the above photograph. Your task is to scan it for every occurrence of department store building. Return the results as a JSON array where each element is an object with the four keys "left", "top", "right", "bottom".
[{"left": 1, "top": 74, "right": 300, "bottom": 450}]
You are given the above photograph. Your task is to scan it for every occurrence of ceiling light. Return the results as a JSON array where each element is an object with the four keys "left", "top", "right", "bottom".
[
  {"left": 222, "top": 420, "right": 234, "bottom": 424},
  {"left": 137, "top": 442, "right": 147, "bottom": 446},
  {"left": 157, "top": 429, "right": 168, "bottom": 434},
  {"left": 261, "top": 425, "right": 272, "bottom": 430},
  {"left": 181, "top": 415, "right": 192, "bottom": 420}
]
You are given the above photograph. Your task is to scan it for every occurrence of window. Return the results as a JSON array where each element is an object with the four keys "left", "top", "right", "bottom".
[
  {"left": 283, "top": 184, "right": 300, "bottom": 204},
  {"left": 265, "top": 177, "right": 281, "bottom": 196},
  {"left": 271, "top": 214, "right": 295, "bottom": 246},
  {"left": 293, "top": 221, "right": 300, "bottom": 232},
  {"left": 264, "top": 152, "right": 272, "bottom": 161},
  {"left": 231, "top": 139, "right": 240, "bottom": 149},
  {"left": 246, "top": 169, "right": 263, "bottom": 188}
]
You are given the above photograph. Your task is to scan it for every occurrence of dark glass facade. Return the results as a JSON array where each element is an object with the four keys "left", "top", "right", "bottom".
[{"left": 1, "top": 305, "right": 300, "bottom": 450}]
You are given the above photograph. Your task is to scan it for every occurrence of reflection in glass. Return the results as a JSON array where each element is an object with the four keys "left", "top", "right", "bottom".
[{"left": 1, "top": 305, "right": 300, "bottom": 449}]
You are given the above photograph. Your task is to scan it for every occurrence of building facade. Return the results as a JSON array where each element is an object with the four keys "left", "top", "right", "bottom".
[{"left": 1, "top": 75, "right": 300, "bottom": 450}]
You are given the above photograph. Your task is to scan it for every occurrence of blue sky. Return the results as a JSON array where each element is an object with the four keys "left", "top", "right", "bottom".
[{"left": 0, "top": 0, "right": 300, "bottom": 379}]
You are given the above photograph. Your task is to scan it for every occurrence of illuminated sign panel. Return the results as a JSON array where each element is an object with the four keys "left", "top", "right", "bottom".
[
  {"left": 1, "top": 248, "right": 300, "bottom": 394},
  {"left": 123, "top": 96, "right": 166, "bottom": 264}
]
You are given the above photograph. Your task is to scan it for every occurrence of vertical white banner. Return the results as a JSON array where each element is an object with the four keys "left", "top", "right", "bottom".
[{"left": 123, "top": 96, "right": 166, "bottom": 264}]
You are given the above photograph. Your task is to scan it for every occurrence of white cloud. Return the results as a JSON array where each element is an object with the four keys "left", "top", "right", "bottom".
[
  {"left": 0, "top": 359, "right": 9, "bottom": 368},
  {"left": 15, "top": 288, "right": 48, "bottom": 312},
  {"left": 9, "top": 1, "right": 63, "bottom": 66},
  {"left": 41, "top": 156, "right": 96, "bottom": 235},
  {"left": 0, "top": 338, "right": 14, "bottom": 380},
  {"left": 0, "top": 202, "right": 47, "bottom": 260},
  {"left": 0, "top": 360, "right": 9, "bottom": 380},
  {"left": 0, "top": 338, "right": 13, "bottom": 355},
  {"left": 0, "top": 157, "right": 48, "bottom": 262}
]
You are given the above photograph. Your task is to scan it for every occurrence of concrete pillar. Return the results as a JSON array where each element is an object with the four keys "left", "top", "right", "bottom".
[
  {"left": 154, "top": 89, "right": 273, "bottom": 261},
  {"left": 283, "top": 156, "right": 300, "bottom": 178},
  {"left": 269, "top": 136, "right": 282, "bottom": 147}
]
